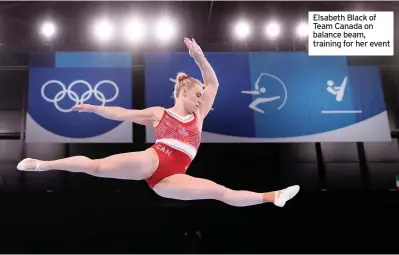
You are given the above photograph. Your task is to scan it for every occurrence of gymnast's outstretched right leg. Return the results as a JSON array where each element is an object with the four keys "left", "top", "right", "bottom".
[
  {"left": 16, "top": 149, "right": 158, "bottom": 180},
  {"left": 153, "top": 174, "right": 300, "bottom": 207}
]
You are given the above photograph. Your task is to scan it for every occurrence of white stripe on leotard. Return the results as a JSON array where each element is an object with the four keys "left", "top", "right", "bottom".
[{"left": 156, "top": 138, "right": 197, "bottom": 160}]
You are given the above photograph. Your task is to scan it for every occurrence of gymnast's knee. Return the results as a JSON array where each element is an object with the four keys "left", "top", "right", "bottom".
[
  {"left": 218, "top": 188, "right": 249, "bottom": 207},
  {"left": 77, "top": 156, "right": 101, "bottom": 174},
  {"left": 216, "top": 187, "right": 233, "bottom": 202}
]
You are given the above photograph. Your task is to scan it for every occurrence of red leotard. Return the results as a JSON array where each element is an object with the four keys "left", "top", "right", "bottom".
[{"left": 145, "top": 109, "right": 201, "bottom": 188}]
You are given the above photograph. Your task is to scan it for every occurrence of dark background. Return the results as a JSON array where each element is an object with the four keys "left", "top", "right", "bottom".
[{"left": 0, "top": 1, "right": 398, "bottom": 253}]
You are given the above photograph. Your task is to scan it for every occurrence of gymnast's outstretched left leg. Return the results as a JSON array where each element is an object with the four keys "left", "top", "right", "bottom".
[{"left": 152, "top": 174, "right": 300, "bottom": 207}]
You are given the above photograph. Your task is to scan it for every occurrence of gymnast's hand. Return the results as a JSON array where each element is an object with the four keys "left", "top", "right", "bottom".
[
  {"left": 184, "top": 37, "right": 204, "bottom": 62},
  {"left": 72, "top": 104, "right": 95, "bottom": 112}
]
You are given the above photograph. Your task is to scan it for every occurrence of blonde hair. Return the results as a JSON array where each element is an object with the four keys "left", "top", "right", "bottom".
[{"left": 172, "top": 72, "right": 202, "bottom": 102}]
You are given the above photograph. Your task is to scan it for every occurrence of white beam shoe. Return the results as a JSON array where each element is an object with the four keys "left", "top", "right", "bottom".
[
  {"left": 273, "top": 185, "right": 300, "bottom": 207},
  {"left": 17, "top": 158, "right": 42, "bottom": 171}
]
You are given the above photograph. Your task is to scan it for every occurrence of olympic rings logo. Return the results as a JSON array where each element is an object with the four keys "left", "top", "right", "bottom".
[{"left": 41, "top": 80, "right": 119, "bottom": 112}]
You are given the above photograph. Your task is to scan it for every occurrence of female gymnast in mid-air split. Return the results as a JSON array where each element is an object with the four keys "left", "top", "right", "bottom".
[{"left": 17, "top": 37, "right": 299, "bottom": 207}]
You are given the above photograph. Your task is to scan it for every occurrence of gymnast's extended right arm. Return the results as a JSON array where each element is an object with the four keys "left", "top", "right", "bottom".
[{"left": 72, "top": 104, "right": 161, "bottom": 126}]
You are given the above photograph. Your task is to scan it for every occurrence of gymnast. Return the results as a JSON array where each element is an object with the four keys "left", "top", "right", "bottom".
[{"left": 17, "top": 37, "right": 299, "bottom": 207}]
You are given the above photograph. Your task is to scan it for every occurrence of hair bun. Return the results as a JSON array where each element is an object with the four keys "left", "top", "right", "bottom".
[{"left": 176, "top": 72, "right": 189, "bottom": 82}]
